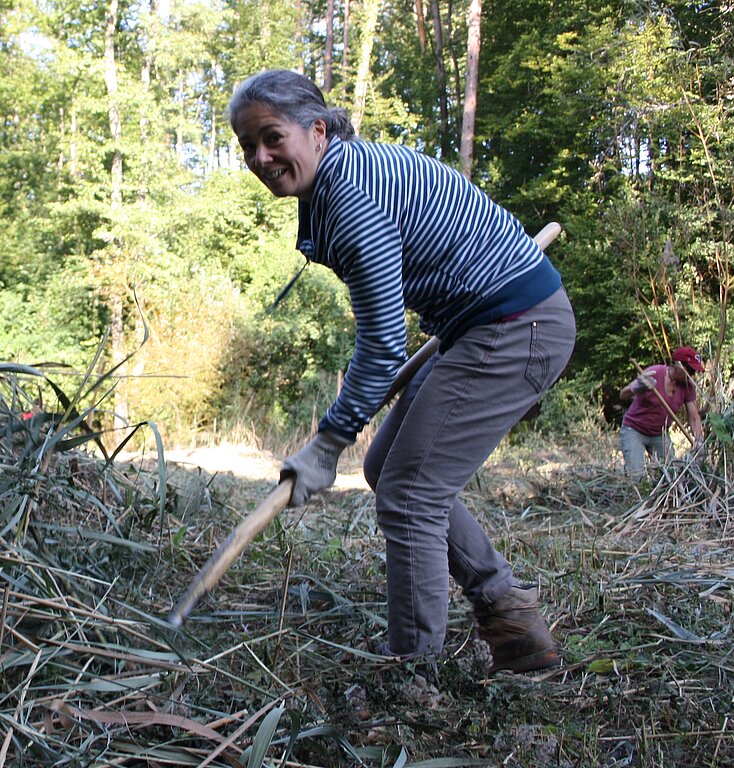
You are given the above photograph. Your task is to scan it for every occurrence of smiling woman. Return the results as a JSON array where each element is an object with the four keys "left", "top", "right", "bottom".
[
  {"left": 225, "top": 69, "right": 576, "bottom": 675},
  {"left": 229, "top": 70, "right": 355, "bottom": 201}
]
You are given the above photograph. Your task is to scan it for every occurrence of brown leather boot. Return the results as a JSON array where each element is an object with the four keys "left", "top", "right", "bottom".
[{"left": 474, "top": 585, "right": 560, "bottom": 674}]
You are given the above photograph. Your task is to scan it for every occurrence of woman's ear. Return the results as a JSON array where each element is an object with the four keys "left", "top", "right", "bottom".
[{"left": 312, "top": 118, "right": 327, "bottom": 143}]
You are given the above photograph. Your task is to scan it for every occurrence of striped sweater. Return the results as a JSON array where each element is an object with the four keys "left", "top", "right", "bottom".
[{"left": 297, "top": 136, "right": 562, "bottom": 438}]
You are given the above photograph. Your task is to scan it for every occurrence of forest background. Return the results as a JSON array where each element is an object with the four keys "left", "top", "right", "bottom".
[{"left": 1, "top": 0, "right": 732, "bottom": 447}]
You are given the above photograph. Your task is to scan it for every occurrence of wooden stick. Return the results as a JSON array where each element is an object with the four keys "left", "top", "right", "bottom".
[
  {"left": 167, "top": 480, "right": 293, "bottom": 628},
  {"left": 167, "top": 222, "right": 564, "bottom": 628},
  {"left": 630, "top": 358, "right": 694, "bottom": 445}
]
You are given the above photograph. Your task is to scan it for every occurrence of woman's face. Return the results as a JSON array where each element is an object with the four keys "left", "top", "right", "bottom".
[{"left": 233, "top": 103, "right": 326, "bottom": 201}]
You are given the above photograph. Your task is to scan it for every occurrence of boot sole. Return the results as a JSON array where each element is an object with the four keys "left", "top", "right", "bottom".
[{"left": 487, "top": 648, "right": 561, "bottom": 675}]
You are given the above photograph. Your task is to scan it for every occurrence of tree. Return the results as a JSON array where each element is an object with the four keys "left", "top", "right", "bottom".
[
  {"left": 351, "top": 0, "right": 382, "bottom": 135},
  {"left": 429, "top": 0, "right": 449, "bottom": 157},
  {"left": 102, "top": 0, "right": 129, "bottom": 428},
  {"left": 342, "top": 0, "right": 351, "bottom": 80},
  {"left": 415, "top": 0, "right": 427, "bottom": 53},
  {"left": 324, "top": 0, "right": 335, "bottom": 91},
  {"left": 459, "top": 0, "right": 481, "bottom": 177}
]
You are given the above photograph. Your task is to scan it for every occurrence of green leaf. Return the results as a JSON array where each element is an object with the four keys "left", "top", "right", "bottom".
[
  {"left": 246, "top": 703, "right": 286, "bottom": 768},
  {"left": 587, "top": 658, "right": 616, "bottom": 675}
]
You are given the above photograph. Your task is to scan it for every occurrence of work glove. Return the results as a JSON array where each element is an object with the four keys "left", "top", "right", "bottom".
[
  {"left": 686, "top": 435, "right": 706, "bottom": 466},
  {"left": 631, "top": 373, "right": 657, "bottom": 395},
  {"left": 280, "top": 430, "right": 355, "bottom": 507}
]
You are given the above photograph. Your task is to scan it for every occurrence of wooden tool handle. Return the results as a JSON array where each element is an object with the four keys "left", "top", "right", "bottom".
[{"left": 167, "top": 479, "right": 293, "bottom": 628}]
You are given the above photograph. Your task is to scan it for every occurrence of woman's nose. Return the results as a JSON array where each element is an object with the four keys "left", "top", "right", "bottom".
[{"left": 253, "top": 144, "right": 271, "bottom": 167}]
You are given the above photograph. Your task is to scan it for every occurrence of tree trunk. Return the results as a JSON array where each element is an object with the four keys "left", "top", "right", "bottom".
[
  {"left": 57, "top": 107, "right": 65, "bottom": 177},
  {"left": 176, "top": 69, "right": 185, "bottom": 164},
  {"left": 139, "top": 0, "right": 154, "bottom": 192},
  {"left": 295, "top": 0, "right": 305, "bottom": 73},
  {"left": 70, "top": 109, "right": 78, "bottom": 177},
  {"left": 342, "top": 0, "right": 351, "bottom": 72},
  {"left": 104, "top": 0, "right": 129, "bottom": 431},
  {"left": 104, "top": 0, "right": 122, "bottom": 206},
  {"left": 429, "top": 0, "right": 449, "bottom": 157},
  {"left": 131, "top": 1, "right": 156, "bottom": 384},
  {"left": 351, "top": 0, "right": 381, "bottom": 135},
  {"left": 324, "top": 0, "right": 335, "bottom": 91},
  {"left": 445, "top": 0, "right": 463, "bottom": 126},
  {"left": 460, "top": 0, "right": 481, "bottom": 178},
  {"left": 415, "top": 0, "right": 427, "bottom": 53},
  {"left": 207, "top": 62, "right": 218, "bottom": 175},
  {"left": 229, "top": 134, "right": 240, "bottom": 169}
]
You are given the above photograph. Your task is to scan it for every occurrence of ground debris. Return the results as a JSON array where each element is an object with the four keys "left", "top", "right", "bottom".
[{"left": 2, "top": 426, "right": 734, "bottom": 766}]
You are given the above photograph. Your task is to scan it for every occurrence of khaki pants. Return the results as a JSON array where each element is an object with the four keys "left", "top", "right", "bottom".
[
  {"left": 620, "top": 424, "right": 672, "bottom": 479},
  {"left": 363, "top": 288, "right": 576, "bottom": 657}
]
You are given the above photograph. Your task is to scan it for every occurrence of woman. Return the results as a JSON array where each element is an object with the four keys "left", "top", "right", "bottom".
[
  {"left": 619, "top": 346, "right": 704, "bottom": 478},
  {"left": 229, "top": 69, "right": 576, "bottom": 672}
]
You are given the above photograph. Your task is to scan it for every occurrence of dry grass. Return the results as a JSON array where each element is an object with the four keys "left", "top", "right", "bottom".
[{"left": 1, "top": 381, "right": 733, "bottom": 767}]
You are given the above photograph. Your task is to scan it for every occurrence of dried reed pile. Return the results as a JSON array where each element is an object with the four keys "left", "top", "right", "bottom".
[{"left": 1, "top": 367, "right": 733, "bottom": 767}]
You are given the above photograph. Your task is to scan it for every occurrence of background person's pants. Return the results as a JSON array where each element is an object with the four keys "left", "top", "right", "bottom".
[
  {"left": 363, "top": 288, "right": 576, "bottom": 657},
  {"left": 620, "top": 424, "right": 672, "bottom": 478}
]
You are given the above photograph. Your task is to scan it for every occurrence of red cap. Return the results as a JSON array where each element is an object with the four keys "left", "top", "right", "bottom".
[{"left": 672, "top": 346, "right": 704, "bottom": 372}]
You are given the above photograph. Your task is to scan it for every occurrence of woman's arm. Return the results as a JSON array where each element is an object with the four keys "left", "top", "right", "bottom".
[
  {"left": 620, "top": 368, "right": 658, "bottom": 402},
  {"left": 318, "top": 181, "right": 409, "bottom": 436},
  {"left": 685, "top": 400, "right": 704, "bottom": 442}
]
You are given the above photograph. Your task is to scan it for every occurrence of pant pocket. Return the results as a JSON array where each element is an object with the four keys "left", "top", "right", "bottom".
[{"left": 524, "top": 321, "right": 552, "bottom": 394}]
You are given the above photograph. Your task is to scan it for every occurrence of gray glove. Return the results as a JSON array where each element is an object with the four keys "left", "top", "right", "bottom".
[
  {"left": 631, "top": 373, "right": 657, "bottom": 395},
  {"left": 280, "top": 430, "right": 354, "bottom": 507}
]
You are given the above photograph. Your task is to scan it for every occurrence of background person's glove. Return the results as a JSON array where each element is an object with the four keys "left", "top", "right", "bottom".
[
  {"left": 631, "top": 373, "right": 657, "bottom": 395},
  {"left": 280, "top": 430, "right": 355, "bottom": 506}
]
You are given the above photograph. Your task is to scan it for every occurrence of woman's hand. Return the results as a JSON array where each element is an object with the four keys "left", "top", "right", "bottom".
[
  {"left": 280, "top": 431, "right": 355, "bottom": 506},
  {"left": 630, "top": 373, "right": 657, "bottom": 395}
]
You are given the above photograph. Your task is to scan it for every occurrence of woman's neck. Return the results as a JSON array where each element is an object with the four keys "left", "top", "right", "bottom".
[{"left": 665, "top": 365, "right": 681, "bottom": 394}]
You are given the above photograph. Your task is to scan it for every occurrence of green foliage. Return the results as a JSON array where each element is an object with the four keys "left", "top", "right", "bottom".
[
  {"left": 218, "top": 253, "right": 354, "bottom": 436},
  {"left": 706, "top": 410, "right": 734, "bottom": 447},
  {"left": 0, "top": 257, "right": 104, "bottom": 368},
  {"left": 531, "top": 369, "right": 608, "bottom": 441},
  {"left": 1, "top": 0, "right": 733, "bottom": 444}
]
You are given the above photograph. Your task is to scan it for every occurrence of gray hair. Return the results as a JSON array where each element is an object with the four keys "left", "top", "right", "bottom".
[{"left": 229, "top": 70, "right": 355, "bottom": 141}]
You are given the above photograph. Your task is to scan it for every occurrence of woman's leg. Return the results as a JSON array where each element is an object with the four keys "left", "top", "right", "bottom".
[
  {"left": 621, "top": 425, "right": 647, "bottom": 478},
  {"left": 365, "top": 360, "right": 515, "bottom": 606},
  {"left": 647, "top": 432, "right": 673, "bottom": 463},
  {"left": 373, "top": 289, "right": 575, "bottom": 656}
]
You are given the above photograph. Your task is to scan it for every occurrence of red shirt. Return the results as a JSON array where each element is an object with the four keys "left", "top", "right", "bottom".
[{"left": 623, "top": 365, "right": 696, "bottom": 436}]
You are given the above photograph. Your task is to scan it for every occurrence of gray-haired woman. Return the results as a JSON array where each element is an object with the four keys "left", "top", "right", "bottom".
[{"left": 230, "top": 69, "right": 576, "bottom": 673}]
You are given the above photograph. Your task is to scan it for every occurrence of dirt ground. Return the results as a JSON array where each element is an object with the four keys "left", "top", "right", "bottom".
[{"left": 120, "top": 440, "right": 370, "bottom": 492}]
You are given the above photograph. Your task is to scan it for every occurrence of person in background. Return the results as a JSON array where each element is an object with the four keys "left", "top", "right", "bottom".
[
  {"left": 619, "top": 346, "right": 704, "bottom": 478},
  {"left": 228, "top": 69, "right": 576, "bottom": 673}
]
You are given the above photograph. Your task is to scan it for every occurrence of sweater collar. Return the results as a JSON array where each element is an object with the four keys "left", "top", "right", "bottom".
[{"left": 296, "top": 135, "right": 345, "bottom": 255}]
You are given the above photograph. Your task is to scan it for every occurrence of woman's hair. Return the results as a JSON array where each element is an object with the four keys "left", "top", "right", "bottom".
[{"left": 229, "top": 69, "right": 355, "bottom": 141}]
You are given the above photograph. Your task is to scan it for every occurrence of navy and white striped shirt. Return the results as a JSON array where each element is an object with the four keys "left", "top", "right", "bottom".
[{"left": 297, "top": 136, "right": 561, "bottom": 438}]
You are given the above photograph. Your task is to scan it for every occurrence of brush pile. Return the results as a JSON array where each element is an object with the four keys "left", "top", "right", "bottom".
[{"left": 1, "top": 366, "right": 733, "bottom": 767}]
